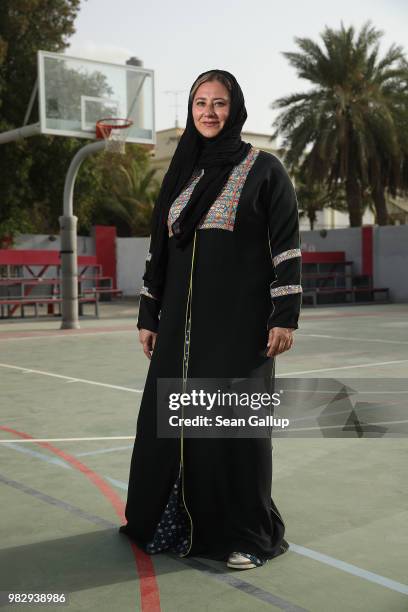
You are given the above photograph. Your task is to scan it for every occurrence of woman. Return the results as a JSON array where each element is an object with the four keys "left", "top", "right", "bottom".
[{"left": 119, "top": 69, "right": 302, "bottom": 570}]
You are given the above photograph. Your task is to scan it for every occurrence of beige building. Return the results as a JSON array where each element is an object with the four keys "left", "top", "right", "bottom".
[
  {"left": 149, "top": 127, "right": 406, "bottom": 230},
  {"left": 149, "top": 127, "right": 279, "bottom": 182}
]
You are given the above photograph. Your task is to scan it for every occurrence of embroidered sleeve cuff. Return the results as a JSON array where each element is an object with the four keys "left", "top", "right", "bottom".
[{"left": 266, "top": 157, "right": 303, "bottom": 331}]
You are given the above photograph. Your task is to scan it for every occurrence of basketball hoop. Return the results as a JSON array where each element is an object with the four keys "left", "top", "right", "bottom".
[{"left": 96, "top": 117, "right": 134, "bottom": 154}]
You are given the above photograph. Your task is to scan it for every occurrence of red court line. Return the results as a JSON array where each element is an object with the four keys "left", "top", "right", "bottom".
[
  {"left": 0, "top": 425, "right": 161, "bottom": 612},
  {"left": 0, "top": 325, "right": 136, "bottom": 340},
  {"left": 2, "top": 309, "right": 408, "bottom": 341}
]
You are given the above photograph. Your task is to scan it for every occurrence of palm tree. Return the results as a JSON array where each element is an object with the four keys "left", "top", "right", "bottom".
[
  {"left": 291, "top": 164, "right": 348, "bottom": 230},
  {"left": 97, "top": 150, "right": 160, "bottom": 236},
  {"left": 368, "top": 57, "right": 408, "bottom": 224},
  {"left": 271, "top": 21, "right": 408, "bottom": 226}
]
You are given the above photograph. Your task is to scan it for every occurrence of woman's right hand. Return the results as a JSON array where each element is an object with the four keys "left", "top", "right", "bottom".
[{"left": 139, "top": 329, "right": 158, "bottom": 360}]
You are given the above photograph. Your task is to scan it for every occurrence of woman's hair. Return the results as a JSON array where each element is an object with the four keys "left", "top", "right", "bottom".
[{"left": 190, "top": 71, "right": 232, "bottom": 102}]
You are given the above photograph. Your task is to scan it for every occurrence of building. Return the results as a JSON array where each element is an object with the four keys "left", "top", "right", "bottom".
[{"left": 149, "top": 127, "right": 408, "bottom": 230}]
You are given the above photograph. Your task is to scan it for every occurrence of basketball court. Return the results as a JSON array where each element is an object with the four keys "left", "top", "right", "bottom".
[
  {"left": 1, "top": 300, "right": 407, "bottom": 611},
  {"left": 1, "top": 47, "right": 407, "bottom": 612}
]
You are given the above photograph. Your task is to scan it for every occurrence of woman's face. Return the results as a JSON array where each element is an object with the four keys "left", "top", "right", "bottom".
[{"left": 192, "top": 79, "right": 231, "bottom": 138}]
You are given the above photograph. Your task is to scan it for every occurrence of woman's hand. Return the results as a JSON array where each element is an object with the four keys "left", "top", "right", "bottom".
[
  {"left": 266, "top": 327, "right": 295, "bottom": 358},
  {"left": 139, "top": 329, "right": 158, "bottom": 360}
]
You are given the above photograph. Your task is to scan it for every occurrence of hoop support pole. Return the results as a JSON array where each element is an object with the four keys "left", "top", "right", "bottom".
[
  {"left": 0, "top": 123, "right": 41, "bottom": 144},
  {"left": 60, "top": 140, "right": 105, "bottom": 329}
]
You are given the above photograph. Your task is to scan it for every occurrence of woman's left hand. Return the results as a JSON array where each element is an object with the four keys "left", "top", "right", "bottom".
[{"left": 266, "top": 327, "right": 295, "bottom": 357}]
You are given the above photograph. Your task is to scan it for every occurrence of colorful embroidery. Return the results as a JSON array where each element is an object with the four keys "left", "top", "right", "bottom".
[
  {"left": 167, "top": 170, "right": 204, "bottom": 236},
  {"left": 167, "top": 147, "right": 259, "bottom": 236},
  {"left": 199, "top": 147, "right": 259, "bottom": 231},
  {"left": 273, "top": 248, "right": 302, "bottom": 267},
  {"left": 270, "top": 285, "right": 303, "bottom": 298}
]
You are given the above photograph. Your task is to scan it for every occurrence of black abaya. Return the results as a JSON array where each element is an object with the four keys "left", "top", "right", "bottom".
[{"left": 121, "top": 147, "right": 302, "bottom": 562}]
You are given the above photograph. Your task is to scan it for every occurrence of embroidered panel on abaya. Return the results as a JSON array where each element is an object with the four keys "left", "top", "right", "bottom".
[{"left": 167, "top": 147, "right": 259, "bottom": 236}]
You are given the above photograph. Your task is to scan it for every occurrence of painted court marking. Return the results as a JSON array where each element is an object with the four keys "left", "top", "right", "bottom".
[
  {"left": 279, "top": 359, "right": 408, "bottom": 376},
  {"left": 2, "top": 430, "right": 408, "bottom": 599},
  {"left": 0, "top": 472, "right": 305, "bottom": 612},
  {"left": 0, "top": 473, "right": 115, "bottom": 528},
  {"left": 2, "top": 360, "right": 408, "bottom": 396},
  {"left": 0, "top": 325, "right": 136, "bottom": 341},
  {"left": 76, "top": 445, "right": 134, "bottom": 457},
  {"left": 98, "top": 476, "right": 408, "bottom": 597},
  {"left": 0, "top": 436, "right": 135, "bottom": 444},
  {"left": 297, "top": 333, "right": 408, "bottom": 345},
  {"left": 288, "top": 543, "right": 408, "bottom": 596},
  {"left": 0, "top": 362, "right": 143, "bottom": 393},
  {"left": 0, "top": 426, "right": 161, "bottom": 612}
]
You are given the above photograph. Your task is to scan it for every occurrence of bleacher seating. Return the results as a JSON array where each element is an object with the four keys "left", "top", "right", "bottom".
[
  {"left": 0, "top": 249, "right": 122, "bottom": 319},
  {"left": 302, "top": 251, "right": 390, "bottom": 306}
]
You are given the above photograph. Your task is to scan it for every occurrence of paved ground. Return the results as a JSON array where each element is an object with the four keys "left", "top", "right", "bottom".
[{"left": 0, "top": 299, "right": 407, "bottom": 611}]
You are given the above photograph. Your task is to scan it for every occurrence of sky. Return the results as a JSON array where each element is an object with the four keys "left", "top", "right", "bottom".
[{"left": 67, "top": 0, "right": 408, "bottom": 136}]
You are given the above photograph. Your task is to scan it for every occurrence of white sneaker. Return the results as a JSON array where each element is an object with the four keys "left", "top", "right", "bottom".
[{"left": 227, "top": 551, "right": 265, "bottom": 569}]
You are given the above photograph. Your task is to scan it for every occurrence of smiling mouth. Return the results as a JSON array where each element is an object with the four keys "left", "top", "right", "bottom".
[{"left": 203, "top": 122, "right": 219, "bottom": 127}]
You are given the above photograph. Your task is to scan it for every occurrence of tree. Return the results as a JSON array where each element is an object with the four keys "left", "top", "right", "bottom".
[
  {"left": 0, "top": 0, "right": 81, "bottom": 125},
  {"left": 270, "top": 21, "right": 408, "bottom": 227},
  {"left": 0, "top": 1, "right": 161, "bottom": 242},
  {"left": 93, "top": 146, "right": 160, "bottom": 237},
  {"left": 0, "top": 0, "right": 87, "bottom": 240}
]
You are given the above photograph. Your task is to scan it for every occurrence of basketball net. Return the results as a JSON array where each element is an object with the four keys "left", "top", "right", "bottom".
[{"left": 95, "top": 118, "right": 134, "bottom": 154}]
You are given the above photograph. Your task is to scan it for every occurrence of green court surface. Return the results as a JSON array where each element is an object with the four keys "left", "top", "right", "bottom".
[{"left": 1, "top": 299, "right": 407, "bottom": 612}]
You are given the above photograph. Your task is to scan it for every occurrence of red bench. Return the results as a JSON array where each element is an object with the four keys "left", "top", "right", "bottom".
[
  {"left": 301, "top": 251, "right": 390, "bottom": 306},
  {"left": 0, "top": 296, "right": 99, "bottom": 319}
]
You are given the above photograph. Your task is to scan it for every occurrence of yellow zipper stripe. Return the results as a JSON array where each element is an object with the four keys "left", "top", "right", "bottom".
[{"left": 178, "top": 230, "right": 197, "bottom": 557}]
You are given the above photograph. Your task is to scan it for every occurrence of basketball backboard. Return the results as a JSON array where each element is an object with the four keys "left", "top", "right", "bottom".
[{"left": 37, "top": 50, "right": 155, "bottom": 145}]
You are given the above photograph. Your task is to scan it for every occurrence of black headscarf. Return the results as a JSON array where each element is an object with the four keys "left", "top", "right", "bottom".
[{"left": 143, "top": 69, "right": 251, "bottom": 296}]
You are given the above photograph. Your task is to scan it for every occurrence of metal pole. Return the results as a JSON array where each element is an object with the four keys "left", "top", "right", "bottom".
[
  {"left": 60, "top": 140, "right": 105, "bottom": 329},
  {"left": 0, "top": 123, "right": 41, "bottom": 144}
]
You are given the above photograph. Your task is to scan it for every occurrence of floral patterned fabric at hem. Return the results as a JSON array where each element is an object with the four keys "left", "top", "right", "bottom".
[{"left": 144, "top": 472, "right": 190, "bottom": 556}]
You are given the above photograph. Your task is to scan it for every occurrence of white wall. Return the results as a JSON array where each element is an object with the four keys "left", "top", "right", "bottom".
[
  {"left": 374, "top": 225, "right": 408, "bottom": 302},
  {"left": 13, "top": 227, "right": 408, "bottom": 302},
  {"left": 116, "top": 237, "right": 150, "bottom": 296},
  {"left": 301, "top": 225, "right": 408, "bottom": 302}
]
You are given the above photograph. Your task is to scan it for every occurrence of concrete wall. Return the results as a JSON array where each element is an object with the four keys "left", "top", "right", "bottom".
[
  {"left": 301, "top": 225, "right": 408, "bottom": 302},
  {"left": 10, "top": 233, "right": 94, "bottom": 279},
  {"left": 301, "top": 227, "right": 362, "bottom": 271},
  {"left": 14, "top": 233, "right": 94, "bottom": 255},
  {"left": 374, "top": 225, "right": 408, "bottom": 302},
  {"left": 116, "top": 237, "right": 150, "bottom": 296},
  {"left": 11, "top": 226, "right": 408, "bottom": 302}
]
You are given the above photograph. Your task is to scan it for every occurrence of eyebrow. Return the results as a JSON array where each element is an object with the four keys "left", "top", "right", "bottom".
[{"left": 195, "top": 96, "right": 229, "bottom": 102}]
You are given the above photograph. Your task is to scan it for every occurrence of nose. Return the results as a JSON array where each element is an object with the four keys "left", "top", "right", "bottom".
[{"left": 204, "top": 105, "right": 217, "bottom": 117}]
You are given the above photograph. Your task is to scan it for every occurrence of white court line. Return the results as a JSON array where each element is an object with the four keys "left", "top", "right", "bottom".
[
  {"left": 288, "top": 542, "right": 408, "bottom": 596},
  {"left": 76, "top": 445, "right": 133, "bottom": 457},
  {"left": 0, "top": 362, "right": 143, "bottom": 393},
  {"left": 3, "top": 357, "right": 408, "bottom": 394},
  {"left": 0, "top": 436, "right": 135, "bottom": 444},
  {"left": 282, "top": 419, "right": 408, "bottom": 433},
  {"left": 297, "top": 333, "right": 408, "bottom": 345},
  {"left": 279, "top": 358, "right": 408, "bottom": 376},
  {"left": 103, "top": 474, "right": 408, "bottom": 597},
  {"left": 2, "top": 435, "right": 407, "bottom": 595}
]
